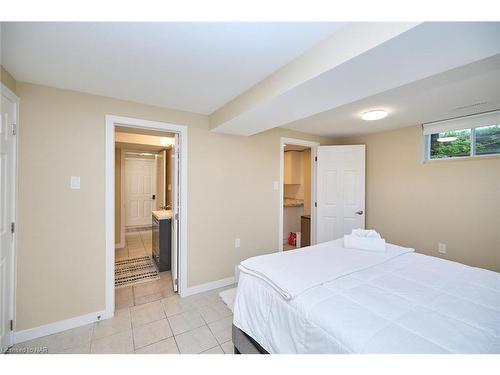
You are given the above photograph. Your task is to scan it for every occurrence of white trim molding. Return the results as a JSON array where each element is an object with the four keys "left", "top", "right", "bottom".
[
  {"left": 181, "top": 277, "right": 236, "bottom": 298},
  {"left": 279, "top": 137, "right": 319, "bottom": 252},
  {"left": 105, "top": 115, "right": 189, "bottom": 320},
  {"left": 118, "top": 148, "right": 126, "bottom": 248},
  {"left": 14, "top": 310, "right": 106, "bottom": 344}
]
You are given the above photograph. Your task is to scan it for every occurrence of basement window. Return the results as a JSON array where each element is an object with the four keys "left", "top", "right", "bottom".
[{"left": 423, "top": 111, "right": 500, "bottom": 160}]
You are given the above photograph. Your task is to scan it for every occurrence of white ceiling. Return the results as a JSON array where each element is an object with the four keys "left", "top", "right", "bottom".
[
  {"left": 1, "top": 22, "right": 344, "bottom": 114},
  {"left": 213, "top": 22, "right": 500, "bottom": 136},
  {"left": 115, "top": 129, "right": 174, "bottom": 151},
  {"left": 115, "top": 143, "right": 166, "bottom": 152},
  {"left": 281, "top": 54, "right": 500, "bottom": 137}
]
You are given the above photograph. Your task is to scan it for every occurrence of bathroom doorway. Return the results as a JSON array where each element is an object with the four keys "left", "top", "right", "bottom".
[{"left": 105, "top": 116, "right": 187, "bottom": 319}]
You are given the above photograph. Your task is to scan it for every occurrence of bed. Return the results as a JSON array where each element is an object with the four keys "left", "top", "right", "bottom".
[{"left": 232, "top": 238, "right": 500, "bottom": 354}]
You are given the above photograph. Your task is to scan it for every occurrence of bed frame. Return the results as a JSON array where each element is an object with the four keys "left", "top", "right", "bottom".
[{"left": 232, "top": 324, "right": 269, "bottom": 354}]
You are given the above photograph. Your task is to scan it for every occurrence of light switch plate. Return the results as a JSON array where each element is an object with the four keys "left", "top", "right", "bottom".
[
  {"left": 438, "top": 243, "right": 447, "bottom": 254},
  {"left": 273, "top": 181, "right": 279, "bottom": 191},
  {"left": 70, "top": 176, "right": 81, "bottom": 190},
  {"left": 235, "top": 238, "right": 241, "bottom": 248}
]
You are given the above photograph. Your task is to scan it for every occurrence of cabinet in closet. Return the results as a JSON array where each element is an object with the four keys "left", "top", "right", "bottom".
[{"left": 284, "top": 151, "right": 303, "bottom": 185}]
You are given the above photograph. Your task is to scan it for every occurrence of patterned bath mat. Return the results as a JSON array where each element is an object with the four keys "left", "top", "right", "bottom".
[{"left": 115, "top": 256, "right": 160, "bottom": 288}]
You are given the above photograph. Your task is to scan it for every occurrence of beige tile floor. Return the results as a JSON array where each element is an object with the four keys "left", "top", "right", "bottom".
[
  {"left": 9, "top": 230, "right": 235, "bottom": 354},
  {"left": 115, "top": 230, "right": 153, "bottom": 261},
  {"left": 283, "top": 243, "right": 295, "bottom": 251}
]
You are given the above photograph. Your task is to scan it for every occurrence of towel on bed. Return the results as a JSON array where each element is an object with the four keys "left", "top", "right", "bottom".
[
  {"left": 344, "top": 229, "right": 386, "bottom": 252},
  {"left": 351, "top": 229, "right": 382, "bottom": 239}
]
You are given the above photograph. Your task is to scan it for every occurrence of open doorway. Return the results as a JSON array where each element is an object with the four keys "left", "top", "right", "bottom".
[
  {"left": 105, "top": 116, "right": 187, "bottom": 319},
  {"left": 279, "top": 138, "right": 319, "bottom": 252},
  {"left": 114, "top": 127, "right": 177, "bottom": 309}
]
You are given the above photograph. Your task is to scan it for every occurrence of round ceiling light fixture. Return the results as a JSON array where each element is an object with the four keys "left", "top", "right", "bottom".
[
  {"left": 361, "top": 109, "right": 388, "bottom": 121},
  {"left": 436, "top": 136, "right": 457, "bottom": 143}
]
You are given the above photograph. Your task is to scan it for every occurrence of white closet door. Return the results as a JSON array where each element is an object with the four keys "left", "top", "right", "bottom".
[
  {"left": 125, "top": 158, "right": 154, "bottom": 227},
  {"left": 316, "top": 145, "right": 365, "bottom": 243},
  {"left": 0, "top": 90, "right": 17, "bottom": 351}
]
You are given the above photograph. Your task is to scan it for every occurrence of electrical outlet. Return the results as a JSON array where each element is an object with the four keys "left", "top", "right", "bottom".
[
  {"left": 438, "top": 243, "right": 447, "bottom": 254},
  {"left": 70, "top": 176, "right": 81, "bottom": 189},
  {"left": 235, "top": 238, "right": 241, "bottom": 248}
]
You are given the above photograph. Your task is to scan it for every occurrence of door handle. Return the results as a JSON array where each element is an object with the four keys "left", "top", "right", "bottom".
[{"left": 355, "top": 210, "right": 364, "bottom": 215}]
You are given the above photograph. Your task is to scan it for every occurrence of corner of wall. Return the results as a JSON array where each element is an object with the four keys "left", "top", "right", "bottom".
[{"left": 1, "top": 65, "right": 17, "bottom": 95}]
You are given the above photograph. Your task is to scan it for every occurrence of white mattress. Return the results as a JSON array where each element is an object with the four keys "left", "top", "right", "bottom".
[{"left": 233, "top": 242, "right": 500, "bottom": 354}]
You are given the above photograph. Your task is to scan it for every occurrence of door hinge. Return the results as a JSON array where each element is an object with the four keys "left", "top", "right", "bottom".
[
  {"left": 174, "top": 278, "right": 178, "bottom": 286},
  {"left": 314, "top": 156, "right": 317, "bottom": 162},
  {"left": 11, "top": 222, "right": 15, "bottom": 234},
  {"left": 314, "top": 202, "right": 317, "bottom": 207},
  {"left": 10, "top": 320, "right": 14, "bottom": 331},
  {"left": 11, "top": 123, "right": 17, "bottom": 136},
  {"left": 175, "top": 213, "right": 179, "bottom": 220}
]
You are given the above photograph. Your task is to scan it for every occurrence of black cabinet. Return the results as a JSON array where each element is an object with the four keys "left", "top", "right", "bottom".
[
  {"left": 152, "top": 215, "right": 171, "bottom": 272},
  {"left": 301, "top": 215, "right": 311, "bottom": 247}
]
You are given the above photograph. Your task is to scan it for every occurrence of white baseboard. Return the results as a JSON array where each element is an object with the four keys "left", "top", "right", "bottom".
[
  {"left": 181, "top": 276, "right": 235, "bottom": 298},
  {"left": 14, "top": 310, "right": 106, "bottom": 344}
]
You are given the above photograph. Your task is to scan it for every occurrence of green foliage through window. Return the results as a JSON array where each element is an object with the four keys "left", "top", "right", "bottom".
[
  {"left": 429, "top": 124, "right": 500, "bottom": 159},
  {"left": 475, "top": 125, "right": 500, "bottom": 155},
  {"left": 430, "top": 129, "right": 471, "bottom": 159}
]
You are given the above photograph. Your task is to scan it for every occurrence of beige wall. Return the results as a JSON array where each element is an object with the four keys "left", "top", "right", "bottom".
[
  {"left": 1, "top": 65, "right": 17, "bottom": 94},
  {"left": 114, "top": 148, "right": 121, "bottom": 246},
  {"left": 16, "top": 82, "right": 334, "bottom": 330},
  {"left": 340, "top": 125, "right": 500, "bottom": 272}
]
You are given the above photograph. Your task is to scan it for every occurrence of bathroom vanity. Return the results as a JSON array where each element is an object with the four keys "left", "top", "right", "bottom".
[{"left": 152, "top": 210, "right": 172, "bottom": 272}]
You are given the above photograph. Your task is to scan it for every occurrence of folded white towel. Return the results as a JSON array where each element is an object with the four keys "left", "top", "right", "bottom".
[
  {"left": 344, "top": 234, "right": 386, "bottom": 252},
  {"left": 351, "top": 228, "right": 381, "bottom": 239}
]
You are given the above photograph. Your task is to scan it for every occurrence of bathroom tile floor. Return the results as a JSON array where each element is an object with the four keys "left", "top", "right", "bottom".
[{"left": 9, "top": 230, "right": 235, "bottom": 354}]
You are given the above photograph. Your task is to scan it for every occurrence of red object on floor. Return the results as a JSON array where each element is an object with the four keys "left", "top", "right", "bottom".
[{"left": 288, "top": 232, "right": 297, "bottom": 246}]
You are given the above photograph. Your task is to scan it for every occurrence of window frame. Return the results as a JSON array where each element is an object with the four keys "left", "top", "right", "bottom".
[{"left": 424, "top": 125, "right": 500, "bottom": 162}]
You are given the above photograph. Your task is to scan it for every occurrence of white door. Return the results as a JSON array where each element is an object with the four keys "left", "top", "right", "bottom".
[
  {"left": 316, "top": 145, "right": 365, "bottom": 243},
  {"left": 171, "top": 136, "right": 179, "bottom": 292},
  {"left": 0, "top": 89, "right": 17, "bottom": 351},
  {"left": 125, "top": 158, "right": 155, "bottom": 227}
]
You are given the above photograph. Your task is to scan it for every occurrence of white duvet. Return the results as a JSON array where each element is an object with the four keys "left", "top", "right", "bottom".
[
  {"left": 239, "top": 239, "right": 413, "bottom": 300},
  {"left": 234, "top": 239, "right": 500, "bottom": 353}
]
